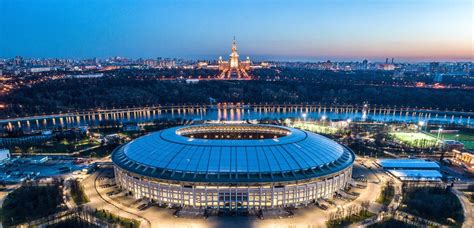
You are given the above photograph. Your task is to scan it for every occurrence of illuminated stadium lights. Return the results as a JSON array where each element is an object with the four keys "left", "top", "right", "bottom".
[
  {"left": 176, "top": 125, "right": 291, "bottom": 140},
  {"left": 112, "top": 124, "right": 355, "bottom": 210}
]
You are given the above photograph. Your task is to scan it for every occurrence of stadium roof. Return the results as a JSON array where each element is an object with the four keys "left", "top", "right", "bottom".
[
  {"left": 112, "top": 124, "right": 355, "bottom": 183},
  {"left": 378, "top": 159, "right": 440, "bottom": 170}
]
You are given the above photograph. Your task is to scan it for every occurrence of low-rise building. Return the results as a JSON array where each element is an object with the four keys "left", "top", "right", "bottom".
[
  {"left": 123, "top": 124, "right": 141, "bottom": 132},
  {"left": 28, "top": 155, "right": 49, "bottom": 164},
  {"left": 442, "top": 140, "right": 464, "bottom": 151},
  {"left": 452, "top": 149, "right": 474, "bottom": 170},
  {"left": 0, "top": 149, "right": 11, "bottom": 165},
  {"left": 377, "top": 158, "right": 442, "bottom": 182},
  {"left": 378, "top": 159, "right": 440, "bottom": 171},
  {"left": 388, "top": 170, "right": 443, "bottom": 182}
]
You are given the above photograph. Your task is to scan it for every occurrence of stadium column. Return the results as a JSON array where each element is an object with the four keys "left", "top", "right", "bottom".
[
  {"left": 204, "top": 187, "right": 208, "bottom": 208},
  {"left": 234, "top": 188, "right": 238, "bottom": 210},
  {"left": 192, "top": 186, "right": 196, "bottom": 208},
  {"left": 304, "top": 184, "right": 308, "bottom": 206},
  {"left": 293, "top": 187, "right": 297, "bottom": 207},
  {"left": 181, "top": 186, "right": 184, "bottom": 207},
  {"left": 271, "top": 186, "right": 274, "bottom": 208},
  {"left": 247, "top": 188, "right": 250, "bottom": 209}
]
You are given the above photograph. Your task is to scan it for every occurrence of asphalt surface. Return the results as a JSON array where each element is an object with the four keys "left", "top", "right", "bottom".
[{"left": 81, "top": 160, "right": 385, "bottom": 228}]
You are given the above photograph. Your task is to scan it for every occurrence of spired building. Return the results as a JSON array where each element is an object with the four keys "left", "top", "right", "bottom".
[
  {"left": 217, "top": 38, "right": 252, "bottom": 79},
  {"left": 196, "top": 38, "right": 270, "bottom": 80}
]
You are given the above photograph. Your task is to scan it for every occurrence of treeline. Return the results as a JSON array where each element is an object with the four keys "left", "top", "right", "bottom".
[
  {"left": 106, "top": 68, "right": 219, "bottom": 79},
  {"left": 1, "top": 77, "right": 474, "bottom": 117},
  {"left": 1, "top": 184, "right": 65, "bottom": 226},
  {"left": 107, "top": 68, "right": 474, "bottom": 86}
]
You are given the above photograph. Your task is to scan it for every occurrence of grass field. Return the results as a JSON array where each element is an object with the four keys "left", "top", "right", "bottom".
[
  {"left": 391, "top": 131, "right": 474, "bottom": 150},
  {"left": 390, "top": 132, "right": 439, "bottom": 148},
  {"left": 292, "top": 122, "right": 339, "bottom": 134},
  {"left": 426, "top": 131, "right": 474, "bottom": 150}
]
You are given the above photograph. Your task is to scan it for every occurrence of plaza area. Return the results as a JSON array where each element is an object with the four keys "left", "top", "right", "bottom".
[{"left": 80, "top": 160, "right": 385, "bottom": 228}]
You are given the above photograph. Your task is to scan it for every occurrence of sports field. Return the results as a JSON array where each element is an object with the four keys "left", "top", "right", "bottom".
[
  {"left": 391, "top": 131, "right": 474, "bottom": 150},
  {"left": 426, "top": 131, "right": 474, "bottom": 150},
  {"left": 293, "top": 122, "right": 339, "bottom": 134},
  {"left": 390, "top": 132, "right": 439, "bottom": 148}
]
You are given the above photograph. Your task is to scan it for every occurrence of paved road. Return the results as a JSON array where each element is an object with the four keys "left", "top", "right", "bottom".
[
  {"left": 82, "top": 170, "right": 152, "bottom": 228},
  {"left": 82, "top": 160, "right": 384, "bottom": 228},
  {"left": 453, "top": 189, "right": 474, "bottom": 228}
]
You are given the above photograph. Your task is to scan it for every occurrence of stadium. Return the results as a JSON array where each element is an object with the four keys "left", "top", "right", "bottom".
[{"left": 112, "top": 124, "right": 355, "bottom": 210}]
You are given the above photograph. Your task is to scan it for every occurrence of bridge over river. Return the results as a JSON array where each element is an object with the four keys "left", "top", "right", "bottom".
[{"left": 1, "top": 103, "right": 472, "bottom": 131}]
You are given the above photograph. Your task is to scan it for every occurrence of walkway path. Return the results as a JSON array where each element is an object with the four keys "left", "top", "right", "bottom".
[
  {"left": 0, "top": 184, "right": 20, "bottom": 228},
  {"left": 453, "top": 189, "right": 474, "bottom": 228},
  {"left": 82, "top": 170, "right": 151, "bottom": 228}
]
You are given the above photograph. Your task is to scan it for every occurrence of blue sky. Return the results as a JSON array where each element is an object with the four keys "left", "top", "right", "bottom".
[{"left": 0, "top": 0, "right": 472, "bottom": 61}]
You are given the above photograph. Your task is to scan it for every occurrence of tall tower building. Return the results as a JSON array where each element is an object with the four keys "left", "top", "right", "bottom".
[
  {"left": 229, "top": 38, "right": 239, "bottom": 69},
  {"left": 215, "top": 38, "right": 254, "bottom": 80}
]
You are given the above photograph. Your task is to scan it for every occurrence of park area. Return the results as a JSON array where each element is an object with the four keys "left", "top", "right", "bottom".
[
  {"left": 401, "top": 186, "right": 464, "bottom": 226},
  {"left": 0, "top": 184, "right": 66, "bottom": 226},
  {"left": 36, "top": 138, "right": 100, "bottom": 153}
]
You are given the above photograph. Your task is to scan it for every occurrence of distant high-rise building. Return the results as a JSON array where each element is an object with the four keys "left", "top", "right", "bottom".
[
  {"left": 362, "top": 59, "right": 368, "bottom": 70},
  {"left": 14, "top": 56, "right": 23, "bottom": 66},
  {"left": 434, "top": 73, "right": 443, "bottom": 82},
  {"left": 429, "top": 62, "right": 440, "bottom": 73}
]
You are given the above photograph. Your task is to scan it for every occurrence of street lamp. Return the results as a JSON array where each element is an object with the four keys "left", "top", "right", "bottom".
[
  {"left": 418, "top": 120, "right": 426, "bottom": 132},
  {"left": 437, "top": 128, "right": 443, "bottom": 141},
  {"left": 321, "top": 115, "right": 327, "bottom": 127},
  {"left": 301, "top": 113, "right": 307, "bottom": 127},
  {"left": 418, "top": 121, "right": 424, "bottom": 126},
  {"left": 302, "top": 113, "right": 307, "bottom": 120}
]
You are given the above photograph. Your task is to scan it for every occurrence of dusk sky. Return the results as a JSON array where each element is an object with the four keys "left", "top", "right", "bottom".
[{"left": 0, "top": 0, "right": 472, "bottom": 61}]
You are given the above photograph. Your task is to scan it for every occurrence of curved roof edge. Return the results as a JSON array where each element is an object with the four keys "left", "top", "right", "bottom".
[{"left": 112, "top": 143, "right": 355, "bottom": 184}]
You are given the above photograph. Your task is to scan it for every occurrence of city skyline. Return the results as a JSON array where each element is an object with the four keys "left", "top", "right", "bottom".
[{"left": 0, "top": 0, "right": 472, "bottom": 62}]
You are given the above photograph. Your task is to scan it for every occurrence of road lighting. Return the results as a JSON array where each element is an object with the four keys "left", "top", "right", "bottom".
[
  {"left": 321, "top": 115, "right": 327, "bottom": 121},
  {"left": 418, "top": 120, "right": 425, "bottom": 126},
  {"left": 301, "top": 113, "right": 308, "bottom": 123},
  {"left": 437, "top": 128, "right": 443, "bottom": 141},
  {"left": 419, "top": 120, "right": 428, "bottom": 132},
  {"left": 321, "top": 115, "right": 327, "bottom": 127},
  {"left": 301, "top": 113, "right": 307, "bottom": 127}
]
